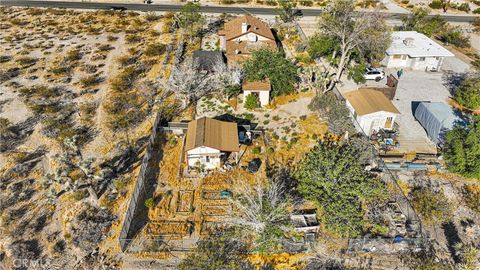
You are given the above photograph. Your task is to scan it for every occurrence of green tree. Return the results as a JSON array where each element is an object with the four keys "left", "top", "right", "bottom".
[
  {"left": 243, "top": 48, "right": 297, "bottom": 97},
  {"left": 244, "top": 93, "right": 259, "bottom": 110},
  {"left": 224, "top": 84, "right": 242, "bottom": 100},
  {"left": 347, "top": 63, "right": 367, "bottom": 84},
  {"left": 179, "top": 234, "right": 251, "bottom": 270},
  {"left": 316, "top": 0, "right": 391, "bottom": 91},
  {"left": 295, "top": 140, "right": 385, "bottom": 237},
  {"left": 176, "top": 2, "right": 204, "bottom": 39},
  {"left": 443, "top": 116, "right": 480, "bottom": 179},
  {"left": 308, "top": 93, "right": 356, "bottom": 135},
  {"left": 276, "top": 0, "right": 298, "bottom": 23},
  {"left": 145, "top": 197, "right": 155, "bottom": 209},
  {"left": 454, "top": 75, "right": 480, "bottom": 110},
  {"left": 400, "top": 8, "right": 447, "bottom": 37},
  {"left": 307, "top": 34, "right": 336, "bottom": 60}
]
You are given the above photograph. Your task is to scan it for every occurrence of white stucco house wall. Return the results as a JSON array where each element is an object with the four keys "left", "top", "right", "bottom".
[
  {"left": 344, "top": 89, "right": 400, "bottom": 136},
  {"left": 383, "top": 31, "right": 454, "bottom": 71},
  {"left": 185, "top": 117, "right": 239, "bottom": 170},
  {"left": 242, "top": 80, "right": 271, "bottom": 107}
]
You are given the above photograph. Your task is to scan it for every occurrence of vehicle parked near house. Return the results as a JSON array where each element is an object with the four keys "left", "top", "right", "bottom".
[{"left": 364, "top": 68, "right": 385, "bottom": 81}]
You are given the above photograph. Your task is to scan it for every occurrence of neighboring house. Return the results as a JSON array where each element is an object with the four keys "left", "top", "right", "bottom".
[
  {"left": 414, "top": 102, "right": 466, "bottom": 146},
  {"left": 192, "top": 50, "right": 226, "bottom": 73},
  {"left": 218, "top": 15, "right": 277, "bottom": 63},
  {"left": 344, "top": 89, "right": 400, "bottom": 136},
  {"left": 242, "top": 79, "right": 271, "bottom": 107},
  {"left": 383, "top": 31, "right": 454, "bottom": 71},
  {"left": 184, "top": 117, "right": 239, "bottom": 170}
]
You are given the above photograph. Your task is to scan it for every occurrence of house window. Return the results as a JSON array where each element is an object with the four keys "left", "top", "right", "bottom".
[
  {"left": 205, "top": 156, "right": 210, "bottom": 162},
  {"left": 401, "top": 55, "right": 408, "bottom": 60},
  {"left": 392, "top": 54, "right": 402, "bottom": 59},
  {"left": 419, "top": 57, "right": 426, "bottom": 61}
]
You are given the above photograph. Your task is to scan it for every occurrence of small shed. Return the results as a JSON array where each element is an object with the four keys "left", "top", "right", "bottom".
[
  {"left": 185, "top": 117, "right": 239, "bottom": 170},
  {"left": 344, "top": 89, "right": 400, "bottom": 136},
  {"left": 242, "top": 79, "right": 271, "bottom": 107},
  {"left": 414, "top": 102, "right": 465, "bottom": 145}
]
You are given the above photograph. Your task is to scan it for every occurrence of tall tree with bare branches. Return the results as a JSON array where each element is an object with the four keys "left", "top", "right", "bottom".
[{"left": 317, "top": 0, "right": 391, "bottom": 91}]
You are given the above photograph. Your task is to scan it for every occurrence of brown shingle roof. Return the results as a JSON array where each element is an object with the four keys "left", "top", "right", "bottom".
[
  {"left": 219, "top": 15, "right": 275, "bottom": 41},
  {"left": 185, "top": 117, "right": 239, "bottom": 152},
  {"left": 344, "top": 89, "right": 400, "bottom": 116},
  {"left": 242, "top": 79, "right": 271, "bottom": 91},
  {"left": 226, "top": 39, "right": 276, "bottom": 56}
]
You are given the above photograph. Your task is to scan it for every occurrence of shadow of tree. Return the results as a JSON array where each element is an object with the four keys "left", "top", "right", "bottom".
[{"left": 442, "top": 221, "right": 462, "bottom": 264}]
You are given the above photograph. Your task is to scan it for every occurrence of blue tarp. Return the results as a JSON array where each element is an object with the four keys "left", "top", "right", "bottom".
[{"left": 414, "top": 102, "right": 465, "bottom": 145}]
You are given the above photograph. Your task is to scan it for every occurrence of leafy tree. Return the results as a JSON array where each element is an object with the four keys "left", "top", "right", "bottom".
[
  {"left": 400, "top": 8, "right": 447, "bottom": 37},
  {"left": 179, "top": 234, "right": 251, "bottom": 270},
  {"left": 295, "top": 140, "right": 385, "bottom": 237},
  {"left": 244, "top": 93, "right": 259, "bottom": 110},
  {"left": 443, "top": 116, "right": 480, "bottom": 179},
  {"left": 453, "top": 75, "right": 480, "bottom": 110},
  {"left": 347, "top": 63, "right": 367, "bottom": 84},
  {"left": 276, "top": 0, "right": 298, "bottom": 23},
  {"left": 176, "top": 2, "right": 204, "bottom": 39},
  {"left": 243, "top": 48, "right": 297, "bottom": 97},
  {"left": 316, "top": 0, "right": 391, "bottom": 91},
  {"left": 411, "top": 187, "right": 453, "bottom": 225},
  {"left": 307, "top": 34, "right": 336, "bottom": 60},
  {"left": 439, "top": 28, "right": 471, "bottom": 48},
  {"left": 308, "top": 93, "right": 356, "bottom": 135},
  {"left": 224, "top": 84, "right": 242, "bottom": 100}
]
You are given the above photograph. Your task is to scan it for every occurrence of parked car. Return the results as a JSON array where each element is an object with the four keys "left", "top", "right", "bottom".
[{"left": 364, "top": 68, "right": 385, "bottom": 81}]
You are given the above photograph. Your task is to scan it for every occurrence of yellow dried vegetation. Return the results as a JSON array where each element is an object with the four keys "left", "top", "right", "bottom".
[
  {"left": 271, "top": 91, "right": 315, "bottom": 107},
  {"left": 248, "top": 253, "right": 309, "bottom": 270}
]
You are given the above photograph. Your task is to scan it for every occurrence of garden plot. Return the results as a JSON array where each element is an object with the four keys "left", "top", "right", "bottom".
[
  {"left": 146, "top": 221, "right": 190, "bottom": 237},
  {"left": 176, "top": 190, "right": 195, "bottom": 213}
]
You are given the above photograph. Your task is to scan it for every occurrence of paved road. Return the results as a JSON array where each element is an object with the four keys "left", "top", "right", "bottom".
[{"left": 0, "top": 0, "right": 478, "bottom": 22}]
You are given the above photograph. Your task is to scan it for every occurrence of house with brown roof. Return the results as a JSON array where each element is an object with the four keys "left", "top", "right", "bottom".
[
  {"left": 242, "top": 79, "right": 271, "bottom": 107},
  {"left": 218, "top": 15, "right": 277, "bottom": 63},
  {"left": 344, "top": 89, "right": 400, "bottom": 136},
  {"left": 185, "top": 117, "right": 239, "bottom": 170}
]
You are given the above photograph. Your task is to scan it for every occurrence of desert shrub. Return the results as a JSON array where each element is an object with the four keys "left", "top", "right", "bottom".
[
  {"left": 9, "top": 18, "right": 28, "bottom": 26},
  {"left": 411, "top": 187, "right": 453, "bottom": 225},
  {"left": 300, "top": 0, "right": 313, "bottom": 6},
  {"left": 252, "top": 146, "right": 261, "bottom": 154},
  {"left": 110, "top": 66, "right": 143, "bottom": 92},
  {"left": 144, "top": 12, "right": 160, "bottom": 22},
  {"left": 79, "top": 74, "right": 102, "bottom": 87},
  {"left": 107, "top": 35, "right": 118, "bottom": 42},
  {"left": 474, "top": 8, "right": 480, "bottom": 14},
  {"left": 18, "top": 85, "right": 60, "bottom": 98},
  {"left": 125, "top": 34, "right": 142, "bottom": 43},
  {"left": 48, "top": 64, "right": 72, "bottom": 75},
  {"left": 117, "top": 55, "right": 138, "bottom": 66},
  {"left": 15, "top": 56, "right": 37, "bottom": 67},
  {"left": 98, "top": 44, "right": 114, "bottom": 52},
  {"left": 463, "top": 184, "right": 480, "bottom": 214},
  {"left": 66, "top": 49, "right": 82, "bottom": 62},
  {"left": 428, "top": 0, "right": 442, "bottom": 9},
  {"left": 104, "top": 92, "right": 147, "bottom": 131},
  {"left": 244, "top": 93, "right": 259, "bottom": 110},
  {"left": 0, "top": 68, "right": 20, "bottom": 82},
  {"left": 145, "top": 198, "right": 155, "bottom": 209},
  {"left": 455, "top": 3, "right": 470, "bottom": 12},
  {"left": 0, "top": 55, "right": 12, "bottom": 63},
  {"left": 144, "top": 43, "right": 166, "bottom": 57}
]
